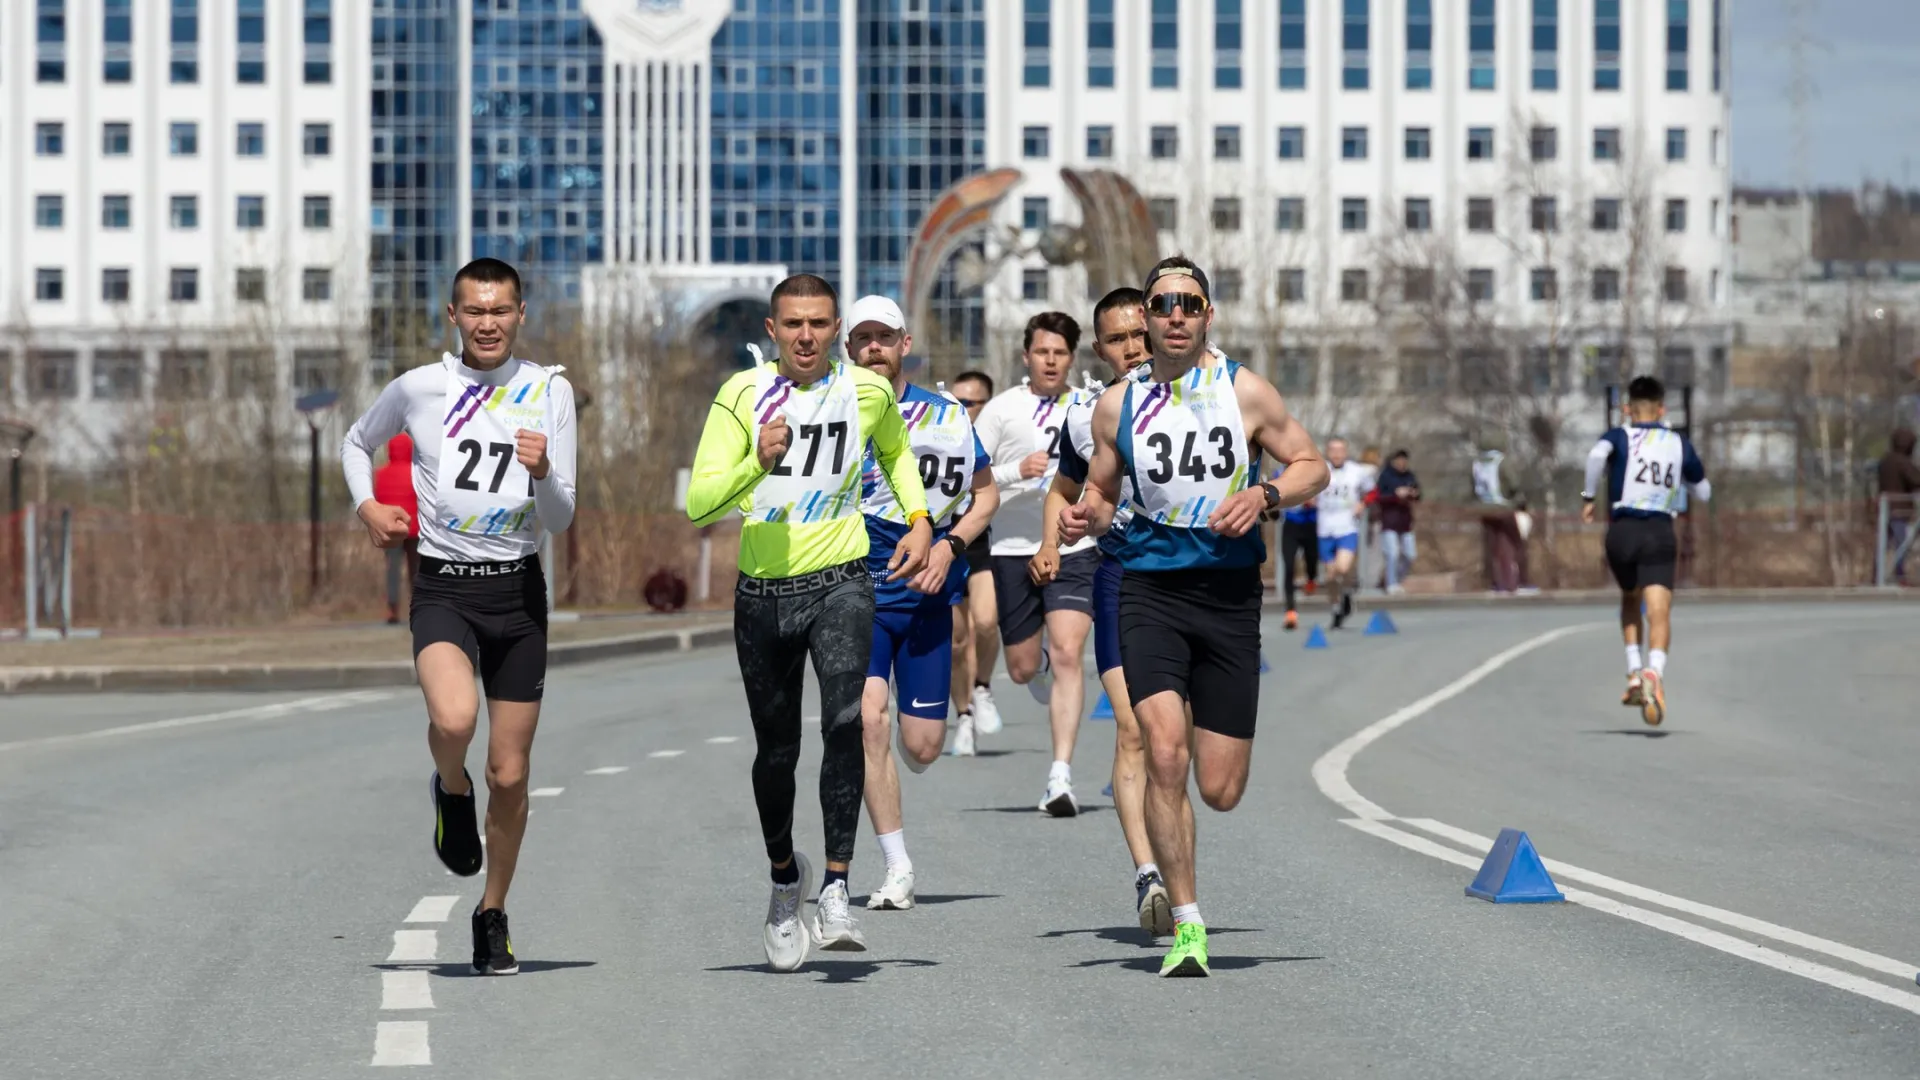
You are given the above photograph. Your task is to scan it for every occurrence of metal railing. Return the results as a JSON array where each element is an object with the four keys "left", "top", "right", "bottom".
[{"left": 1874, "top": 493, "right": 1917, "bottom": 587}]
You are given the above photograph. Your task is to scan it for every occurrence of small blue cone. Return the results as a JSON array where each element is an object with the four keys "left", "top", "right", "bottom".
[
  {"left": 1090, "top": 691, "right": 1114, "bottom": 721},
  {"left": 1465, "top": 828, "right": 1566, "bottom": 903},
  {"left": 1363, "top": 610, "right": 1398, "bottom": 636},
  {"left": 1304, "top": 625, "right": 1330, "bottom": 649},
  {"left": 1258, "top": 652, "right": 1271, "bottom": 673},
  {"left": 1102, "top": 783, "right": 1114, "bottom": 797}
]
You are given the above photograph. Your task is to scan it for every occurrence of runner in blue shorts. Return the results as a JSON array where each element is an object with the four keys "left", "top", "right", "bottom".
[
  {"left": 1315, "top": 437, "right": 1373, "bottom": 630},
  {"left": 848, "top": 296, "right": 998, "bottom": 911}
]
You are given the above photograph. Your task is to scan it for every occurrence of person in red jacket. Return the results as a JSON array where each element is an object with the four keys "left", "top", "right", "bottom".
[{"left": 374, "top": 433, "right": 422, "bottom": 624}]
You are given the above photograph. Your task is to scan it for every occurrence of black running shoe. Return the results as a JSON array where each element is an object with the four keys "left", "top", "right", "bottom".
[
  {"left": 472, "top": 906, "right": 518, "bottom": 975},
  {"left": 431, "top": 771, "right": 483, "bottom": 877}
]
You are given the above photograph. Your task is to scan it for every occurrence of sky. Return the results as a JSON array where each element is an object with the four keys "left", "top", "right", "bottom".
[{"left": 1731, "top": 0, "right": 1920, "bottom": 188}]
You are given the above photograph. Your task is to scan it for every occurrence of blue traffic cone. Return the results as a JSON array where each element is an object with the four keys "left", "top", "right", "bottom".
[
  {"left": 1304, "top": 625, "right": 1330, "bottom": 649},
  {"left": 1091, "top": 691, "right": 1114, "bottom": 720},
  {"left": 1363, "top": 610, "right": 1398, "bottom": 636},
  {"left": 1465, "top": 828, "right": 1566, "bottom": 903},
  {"left": 1102, "top": 783, "right": 1114, "bottom": 797},
  {"left": 1258, "top": 652, "right": 1272, "bottom": 673}
]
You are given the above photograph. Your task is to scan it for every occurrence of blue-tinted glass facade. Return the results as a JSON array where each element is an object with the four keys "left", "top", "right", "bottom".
[
  {"left": 1088, "top": 0, "right": 1114, "bottom": 87},
  {"left": 1469, "top": 0, "right": 1495, "bottom": 90},
  {"left": 1712, "top": 0, "right": 1723, "bottom": 91},
  {"left": 1405, "top": 0, "right": 1430, "bottom": 90},
  {"left": 469, "top": 4, "right": 605, "bottom": 305},
  {"left": 104, "top": 0, "right": 133, "bottom": 82},
  {"left": 1594, "top": 0, "right": 1620, "bottom": 91},
  {"left": 170, "top": 0, "right": 198, "bottom": 84},
  {"left": 1215, "top": 0, "right": 1241, "bottom": 89},
  {"left": 1532, "top": 0, "right": 1557, "bottom": 90},
  {"left": 710, "top": 1, "right": 842, "bottom": 279},
  {"left": 1278, "top": 0, "right": 1305, "bottom": 89},
  {"left": 369, "top": 0, "right": 458, "bottom": 376},
  {"left": 236, "top": 0, "right": 265, "bottom": 84},
  {"left": 1667, "top": 0, "right": 1689, "bottom": 91},
  {"left": 305, "top": 0, "right": 331, "bottom": 84},
  {"left": 1341, "top": 0, "right": 1367, "bottom": 90},
  {"left": 37, "top": 0, "right": 66, "bottom": 83},
  {"left": 1151, "top": 0, "right": 1178, "bottom": 88},
  {"left": 1023, "top": 0, "right": 1049, "bottom": 87}
]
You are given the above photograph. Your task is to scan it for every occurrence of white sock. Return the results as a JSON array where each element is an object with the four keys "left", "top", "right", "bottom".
[
  {"left": 1136, "top": 862, "right": 1160, "bottom": 880},
  {"left": 1172, "top": 903, "right": 1203, "bottom": 927},
  {"left": 1050, "top": 759, "right": 1072, "bottom": 783},
  {"left": 876, "top": 829, "right": 910, "bottom": 871},
  {"left": 1648, "top": 649, "right": 1668, "bottom": 676},
  {"left": 1625, "top": 644, "right": 1642, "bottom": 674}
]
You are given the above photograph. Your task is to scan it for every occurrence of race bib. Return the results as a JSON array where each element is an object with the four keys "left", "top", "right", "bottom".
[
  {"left": 865, "top": 396, "right": 977, "bottom": 527},
  {"left": 434, "top": 355, "right": 556, "bottom": 540},
  {"left": 1124, "top": 364, "right": 1250, "bottom": 527},
  {"left": 749, "top": 363, "right": 864, "bottom": 525},
  {"left": 1618, "top": 428, "right": 1686, "bottom": 515}
]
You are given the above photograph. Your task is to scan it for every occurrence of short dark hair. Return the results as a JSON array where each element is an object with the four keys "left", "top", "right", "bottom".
[
  {"left": 452, "top": 258, "right": 523, "bottom": 305},
  {"left": 769, "top": 273, "right": 839, "bottom": 317},
  {"left": 1143, "top": 254, "right": 1211, "bottom": 302},
  {"left": 1627, "top": 374, "right": 1666, "bottom": 405},
  {"left": 1391, "top": 448, "right": 1410, "bottom": 461},
  {"left": 951, "top": 369, "right": 994, "bottom": 395},
  {"left": 1092, "top": 287, "right": 1145, "bottom": 334},
  {"left": 1024, "top": 311, "right": 1082, "bottom": 354}
]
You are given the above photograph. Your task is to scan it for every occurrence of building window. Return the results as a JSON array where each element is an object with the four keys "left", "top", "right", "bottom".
[
  {"left": 1022, "top": 126, "right": 1050, "bottom": 159},
  {"left": 236, "top": 268, "right": 267, "bottom": 302},
  {"left": 1149, "top": 198, "right": 1177, "bottom": 232},
  {"left": 1531, "top": 197, "right": 1558, "bottom": 232},
  {"left": 1403, "top": 268, "right": 1435, "bottom": 302},
  {"left": 1713, "top": 0, "right": 1724, "bottom": 91},
  {"left": 1592, "top": 198, "right": 1621, "bottom": 232},
  {"left": 101, "top": 195, "right": 131, "bottom": 230},
  {"left": 1150, "top": 126, "right": 1179, "bottom": 159},
  {"left": 1277, "top": 126, "right": 1305, "bottom": 160},
  {"left": 171, "top": 195, "right": 199, "bottom": 229},
  {"left": 1593, "top": 127, "right": 1620, "bottom": 161},
  {"left": 1342, "top": 0, "right": 1368, "bottom": 89},
  {"left": 102, "top": 268, "right": 131, "bottom": 303},
  {"left": 228, "top": 350, "right": 272, "bottom": 399},
  {"left": 1024, "top": 0, "right": 1050, "bottom": 87},
  {"left": 104, "top": 0, "right": 133, "bottom": 82},
  {"left": 1533, "top": 0, "right": 1558, "bottom": 89},
  {"left": 1341, "top": 269, "right": 1369, "bottom": 302},
  {"left": 236, "top": 0, "right": 266, "bottom": 84},
  {"left": 160, "top": 351, "right": 212, "bottom": 400},
  {"left": 1212, "top": 198, "right": 1242, "bottom": 231},
  {"left": 1215, "top": 269, "right": 1244, "bottom": 302},
  {"left": 1216, "top": 0, "right": 1242, "bottom": 88},
  {"left": 237, "top": 123, "right": 265, "bottom": 156},
  {"left": 237, "top": 196, "right": 265, "bottom": 229},
  {"left": 1467, "top": 198, "right": 1495, "bottom": 232},
  {"left": 1214, "top": 125, "right": 1242, "bottom": 160},
  {"left": 303, "top": 0, "right": 331, "bottom": 84},
  {"left": 35, "top": 268, "right": 65, "bottom": 303},
  {"left": 1467, "top": 268, "right": 1495, "bottom": 301},
  {"left": 171, "top": 0, "right": 199, "bottom": 83},
  {"left": 1469, "top": 0, "right": 1496, "bottom": 89},
  {"left": 1087, "top": 0, "right": 1113, "bottom": 87},
  {"left": 35, "top": 123, "right": 65, "bottom": 156},
  {"left": 1086, "top": 125, "right": 1114, "bottom": 158},
  {"left": 1467, "top": 127, "right": 1495, "bottom": 160},
  {"left": 302, "top": 268, "right": 332, "bottom": 302},
  {"left": 170, "top": 122, "right": 199, "bottom": 156},
  {"left": 1530, "top": 126, "right": 1557, "bottom": 161},
  {"left": 93, "top": 351, "right": 143, "bottom": 401},
  {"left": 1711, "top": 197, "right": 1722, "bottom": 236},
  {"left": 1595, "top": 0, "right": 1621, "bottom": 90},
  {"left": 1712, "top": 128, "right": 1723, "bottom": 165},
  {"left": 1666, "top": 199, "right": 1688, "bottom": 233},
  {"left": 102, "top": 123, "right": 131, "bottom": 157},
  {"left": 1666, "top": 127, "right": 1688, "bottom": 162},
  {"left": 37, "top": 0, "right": 67, "bottom": 83},
  {"left": 1151, "top": 0, "right": 1179, "bottom": 88},
  {"left": 1341, "top": 197, "right": 1368, "bottom": 232},
  {"left": 303, "top": 123, "right": 331, "bottom": 157},
  {"left": 1662, "top": 270, "right": 1687, "bottom": 303},
  {"left": 1405, "top": 127, "right": 1431, "bottom": 160},
  {"left": 1530, "top": 268, "right": 1558, "bottom": 301},
  {"left": 1668, "top": 0, "right": 1689, "bottom": 90},
  {"left": 1275, "top": 197, "right": 1305, "bottom": 232},
  {"left": 1406, "top": 0, "right": 1432, "bottom": 89},
  {"left": 1277, "top": 269, "right": 1306, "bottom": 303},
  {"left": 293, "top": 351, "right": 340, "bottom": 394},
  {"left": 1022, "top": 268, "right": 1049, "bottom": 301},
  {"left": 1022, "top": 197, "right": 1050, "bottom": 231},
  {"left": 1711, "top": 268, "right": 1722, "bottom": 302},
  {"left": 1279, "top": 0, "right": 1306, "bottom": 89},
  {"left": 1592, "top": 268, "right": 1621, "bottom": 301},
  {"left": 1404, "top": 198, "right": 1432, "bottom": 232},
  {"left": 1342, "top": 126, "right": 1368, "bottom": 160},
  {"left": 35, "top": 195, "right": 64, "bottom": 229},
  {"left": 29, "top": 352, "right": 79, "bottom": 400},
  {"left": 303, "top": 195, "right": 332, "bottom": 230}
]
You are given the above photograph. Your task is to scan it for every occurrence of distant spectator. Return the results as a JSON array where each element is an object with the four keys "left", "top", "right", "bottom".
[
  {"left": 1879, "top": 426, "right": 1920, "bottom": 584},
  {"left": 373, "top": 433, "right": 421, "bottom": 624},
  {"left": 1376, "top": 449, "right": 1421, "bottom": 594},
  {"left": 1472, "top": 442, "right": 1535, "bottom": 595}
]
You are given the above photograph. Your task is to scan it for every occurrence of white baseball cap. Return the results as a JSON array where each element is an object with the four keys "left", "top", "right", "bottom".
[{"left": 843, "top": 295, "right": 907, "bottom": 343}]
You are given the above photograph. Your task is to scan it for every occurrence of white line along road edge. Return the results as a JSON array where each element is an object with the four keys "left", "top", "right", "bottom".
[
  {"left": 1310, "top": 622, "right": 1920, "bottom": 1015},
  {"left": 0, "top": 690, "right": 397, "bottom": 754}
]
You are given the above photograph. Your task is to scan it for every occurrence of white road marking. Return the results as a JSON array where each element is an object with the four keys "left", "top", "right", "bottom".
[
  {"left": 1315, "top": 624, "right": 1920, "bottom": 1013},
  {"left": 648, "top": 750, "right": 684, "bottom": 758},
  {"left": 371, "top": 1021, "right": 431, "bottom": 1066},
  {"left": 386, "top": 930, "right": 438, "bottom": 963},
  {"left": 0, "top": 690, "right": 395, "bottom": 754},
  {"left": 585, "top": 766, "right": 629, "bottom": 775},
  {"left": 706, "top": 736, "right": 739, "bottom": 744},
  {"left": 403, "top": 896, "right": 460, "bottom": 924},
  {"left": 380, "top": 970, "right": 435, "bottom": 1010},
  {"left": 529, "top": 787, "right": 565, "bottom": 797}
]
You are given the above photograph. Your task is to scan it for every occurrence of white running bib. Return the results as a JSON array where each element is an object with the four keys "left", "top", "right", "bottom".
[
  {"left": 1123, "top": 364, "right": 1251, "bottom": 527},
  {"left": 748, "top": 363, "right": 864, "bottom": 526},
  {"left": 434, "top": 355, "right": 556, "bottom": 541},
  {"left": 865, "top": 395, "right": 976, "bottom": 527},
  {"left": 1617, "top": 427, "right": 1688, "bottom": 515}
]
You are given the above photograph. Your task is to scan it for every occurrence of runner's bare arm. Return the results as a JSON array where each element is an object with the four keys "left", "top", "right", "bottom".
[
  {"left": 1240, "top": 372, "right": 1327, "bottom": 508},
  {"left": 1060, "top": 391, "right": 1124, "bottom": 543},
  {"left": 949, "top": 464, "right": 1000, "bottom": 548}
]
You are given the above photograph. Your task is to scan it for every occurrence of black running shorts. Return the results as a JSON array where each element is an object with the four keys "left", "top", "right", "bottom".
[
  {"left": 1604, "top": 515, "right": 1678, "bottom": 592},
  {"left": 1118, "top": 565, "right": 1263, "bottom": 740},
  {"left": 963, "top": 527, "right": 992, "bottom": 577},
  {"left": 992, "top": 547, "right": 1098, "bottom": 646},
  {"left": 411, "top": 554, "right": 549, "bottom": 702}
]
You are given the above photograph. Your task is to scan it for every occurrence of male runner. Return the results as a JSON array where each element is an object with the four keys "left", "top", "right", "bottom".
[
  {"left": 944, "top": 370, "right": 1005, "bottom": 747},
  {"left": 342, "top": 257, "right": 577, "bottom": 976},
  {"left": 686, "top": 274, "right": 932, "bottom": 972},
  {"left": 846, "top": 296, "right": 998, "bottom": 910},
  {"left": 974, "top": 313, "right": 1098, "bottom": 814},
  {"left": 1061, "top": 256, "right": 1328, "bottom": 976},
  {"left": 1316, "top": 437, "right": 1374, "bottom": 629},
  {"left": 1582, "top": 374, "right": 1711, "bottom": 726}
]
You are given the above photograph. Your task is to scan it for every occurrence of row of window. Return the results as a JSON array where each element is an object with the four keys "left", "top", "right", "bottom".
[
  {"left": 1059, "top": 193, "right": 1720, "bottom": 237},
  {"left": 1023, "top": 0, "right": 1723, "bottom": 95},
  {"left": 30, "top": 120, "right": 334, "bottom": 159},
  {"left": 32, "top": 194, "right": 333, "bottom": 232},
  {"left": 8, "top": 348, "right": 344, "bottom": 403},
  {"left": 32, "top": 0, "right": 334, "bottom": 86},
  {"left": 1018, "top": 264, "right": 1708, "bottom": 307},
  {"left": 1025, "top": 123, "right": 1721, "bottom": 167},
  {"left": 30, "top": 266, "right": 336, "bottom": 304}
]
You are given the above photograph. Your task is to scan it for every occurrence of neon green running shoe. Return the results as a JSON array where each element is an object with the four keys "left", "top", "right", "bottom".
[{"left": 1159, "top": 921, "right": 1210, "bottom": 977}]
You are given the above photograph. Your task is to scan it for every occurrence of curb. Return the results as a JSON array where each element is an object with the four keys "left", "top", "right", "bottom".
[{"left": 0, "top": 622, "right": 735, "bottom": 695}]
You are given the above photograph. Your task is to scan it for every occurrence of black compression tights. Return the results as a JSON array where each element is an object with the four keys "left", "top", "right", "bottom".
[
  {"left": 1281, "top": 520, "right": 1319, "bottom": 612},
  {"left": 734, "top": 571, "right": 875, "bottom": 867}
]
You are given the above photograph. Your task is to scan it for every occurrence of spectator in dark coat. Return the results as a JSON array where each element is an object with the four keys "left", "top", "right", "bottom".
[
  {"left": 1375, "top": 449, "right": 1421, "bottom": 593},
  {"left": 1879, "top": 427, "right": 1920, "bottom": 584}
]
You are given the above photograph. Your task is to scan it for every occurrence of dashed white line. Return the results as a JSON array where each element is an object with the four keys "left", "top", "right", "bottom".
[
  {"left": 372, "top": 1021, "right": 432, "bottom": 1066},
  {"left": 403, "top": 895, "right": 460, "bottom": 923},
  {"left": 585, "top": 766, "right": 629, "bottom": 775},
  {"left": 380, "top": 970, "right": 435, "bottom": 1011},
  {"left": 648, "top": 750, "right": 684, "bottom": 758},
  {"left": 706, "top": 736, "right": 739, "bottom": 744},
  {"left": 529, "top": 787, "right": 565, "bottom": 797},
  {"left": 386, "top": 930, "right": 439, "bottom": 963}
]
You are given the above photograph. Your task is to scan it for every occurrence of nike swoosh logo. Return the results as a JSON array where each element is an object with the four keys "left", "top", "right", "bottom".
[
  {"left": 1056, "top": 595, "right": 1088, "bottom": 602},
  {"left": 910, "top": 698, "right": 944, "bottom": 709}
]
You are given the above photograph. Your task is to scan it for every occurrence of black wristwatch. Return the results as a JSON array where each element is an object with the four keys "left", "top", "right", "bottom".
[
  {"left": 1259, "top": 482, "right": 1281, "bottom": 512},
  {"left": 944, "top": 533, "right": 966, "bottom": 558}
]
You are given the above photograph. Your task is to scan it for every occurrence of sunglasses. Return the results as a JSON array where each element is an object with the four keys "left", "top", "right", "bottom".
[
  {"left": 954, "top": 397, "right": 985, "bottom": 408},
  {"left": 1146, "top": 292, "right": 1209, "bottom": 318}
]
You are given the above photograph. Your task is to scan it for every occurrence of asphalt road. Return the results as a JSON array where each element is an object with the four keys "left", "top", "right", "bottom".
[{"left": 3, "top": 602, "right": 1918, "bottom": 1078}]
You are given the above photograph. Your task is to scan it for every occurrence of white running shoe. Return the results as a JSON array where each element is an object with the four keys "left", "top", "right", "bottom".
[
  {"left": 763, "top": 851, "right": 813, "bottom": 972},
  {"left": 896, "top": 718, "right": 937, "bottom": 775},
  {"left": 949, "top": 714, "right": 976, "bottom": 757},
  {"left": 865, "top": 865, "right": 916, "bottom": 910},
  {"left": 1025, "top": 649, "right": 1054, "bottom": 705},
  {"left": 1039, "top": 774, "right": 1078, "bottom": 817},
  {"left": 812, "top": 880, "right": 869, "bottom": 951},
  {"left": 971, "top": 686, "right": 1004, "bottom": 734}
]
